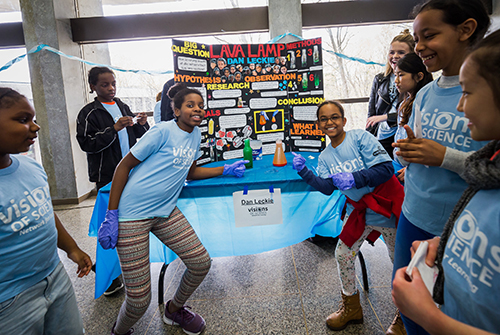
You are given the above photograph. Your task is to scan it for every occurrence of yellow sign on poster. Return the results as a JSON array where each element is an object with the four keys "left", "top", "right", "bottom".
[{"left": 254, "top": 109, "right": 285, "bottom": 134}]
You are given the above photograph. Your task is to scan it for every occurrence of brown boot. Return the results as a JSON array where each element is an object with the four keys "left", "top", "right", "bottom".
[
  {"left": 326, "top": 291, "right": 363, "bottom": 331},
  {"left": 386, "top": 310, "right": 407, "bottom": 335}
]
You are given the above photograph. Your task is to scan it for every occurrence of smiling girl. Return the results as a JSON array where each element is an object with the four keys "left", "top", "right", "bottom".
[
  {"left": 392, "top": 53, "right": 433, "bottom": 182},
  {"left": 0, "top": 88, "right": 92, "bottom": 334},
  {"left": 366, "top": 29, "right": 415, "bottom": 159},
  {"left": 293, "top": 101, "right": 403, "bottom": 331},
  {"left": 101, "top": 83, "right": 248, "bottom": 335},
  {"left": 392, "top": 29, "right": 500, "bottom": 335},
  {"left": 391, "top": 0, "right": 490, "bottom": 333}
]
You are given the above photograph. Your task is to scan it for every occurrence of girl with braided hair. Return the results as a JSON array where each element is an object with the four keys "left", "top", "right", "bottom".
[{"left": 392, "top": 29, "right": 500, "bottom": 335}]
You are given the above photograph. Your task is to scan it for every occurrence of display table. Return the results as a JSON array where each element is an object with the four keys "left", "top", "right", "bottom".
[{"left": 89, "top": 152, "right": 345, "bottom": 299}]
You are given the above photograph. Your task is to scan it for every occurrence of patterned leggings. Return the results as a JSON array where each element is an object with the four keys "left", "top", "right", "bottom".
[
  {"left": 336, "top": 224, "right": 396, "bottom": 296},
  {"left": 114, "top": 207, "right": 211, "bottom": 334}
]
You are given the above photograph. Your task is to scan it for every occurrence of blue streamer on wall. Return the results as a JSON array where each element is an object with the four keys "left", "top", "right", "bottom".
[{"left": 0, "top": 33, "right": 383, "bottom": 75}]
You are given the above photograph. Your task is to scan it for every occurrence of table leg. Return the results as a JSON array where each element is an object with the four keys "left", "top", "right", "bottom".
[
  {"left": 358, "top": 250, "right": 369, "bottom": 292},
  {"left": 158, "top": 263, "right": 169, "bottom": 305}
]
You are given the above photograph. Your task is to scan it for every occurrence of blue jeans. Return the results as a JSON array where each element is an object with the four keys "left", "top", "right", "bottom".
[
  {"left": 392, "top": 212, "right": 436, "bottom": 335},
  {"left": 0, "top": 261, "right": 84, "bottom": 335}
]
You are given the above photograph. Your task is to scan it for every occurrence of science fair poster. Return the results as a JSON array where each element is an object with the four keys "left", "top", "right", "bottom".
[{"left": 172, "top": 38, "right": 325, "bottom": 164}]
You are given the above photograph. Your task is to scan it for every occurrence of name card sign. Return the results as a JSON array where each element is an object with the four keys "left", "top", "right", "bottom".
[{"left": 233, "top": 188, "right": 283, "bottom": 227}]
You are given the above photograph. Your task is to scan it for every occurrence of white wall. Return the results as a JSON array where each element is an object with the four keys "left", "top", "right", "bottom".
[{"left": 491, "top": 0, "right": 500, "bottom": 32}]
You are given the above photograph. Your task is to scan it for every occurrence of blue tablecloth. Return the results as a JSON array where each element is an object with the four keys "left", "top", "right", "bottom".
[{"left": 89, "top": 152, "right": 345, "bottom": 298}]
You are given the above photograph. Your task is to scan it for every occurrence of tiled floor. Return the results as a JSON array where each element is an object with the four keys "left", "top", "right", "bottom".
[{"left": 55, "top": 196, "right": 396, "bottom": 335}]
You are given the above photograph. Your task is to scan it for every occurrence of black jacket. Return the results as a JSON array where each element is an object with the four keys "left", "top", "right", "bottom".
[
  {"left": 160, "top": 78, "right": 175, "bottom": 122},
  {"left": 76, "top": 97, "right": 149, "bottom": 185},
  {"left": 366, "top": 73, "right": 399, "bottom": 134}
]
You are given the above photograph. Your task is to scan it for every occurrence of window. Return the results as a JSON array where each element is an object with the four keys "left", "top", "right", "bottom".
[
  {"left": 103, "top": 0, "right": 268, "bottom": 16},
  {"left": 0, "top": 27, "right": 40, "bottom": 161},
  {"left": 303, "top": 23, "right": 412, "bottom": 130}
]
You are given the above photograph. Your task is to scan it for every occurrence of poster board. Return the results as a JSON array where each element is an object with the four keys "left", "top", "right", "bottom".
[{"left": 172, "top": 38, "right": 325, "bottom": 165}]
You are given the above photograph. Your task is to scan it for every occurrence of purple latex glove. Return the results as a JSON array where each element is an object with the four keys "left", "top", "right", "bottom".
[
  {"left": 223, "top": 160, "right": 249, "bottom": 178},
  {"left": 291, "top": 152, "right": 306, "bottom": 172},
  {"left": 98, "top": 209, "right": 119, "bottom": 249},
  {"left": 329, "top": 172, "right": 356, "bottom": 191}
]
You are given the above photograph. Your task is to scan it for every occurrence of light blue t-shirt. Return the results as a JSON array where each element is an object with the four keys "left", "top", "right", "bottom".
[
  {"left": 393, "top": 110, "right": 408, "bottom": 167},
  {"left": 318, "top": 129, "right": 395, "bottom": 227},
  {"left": 440, "top": 189, "right": 500, "bottom": 333},
  {"left": 102, "top": 102, "right": 130, "bottom": 158},
  {"left": 0, "top": 155, "right": 59, "bottom": 303},
  {"left": 153, "top": 100, "right": 162, "bottom": 124},
  {"left": 118, "top": 120, "right": 202, "bottom": 220},
  {"left": 377, "top": 74, "right": 398, "bottom": 140},
  {"left": 394, "top": 119, "right": 406, "bottom": 142},
  {"left": 403, "top": 80, "right": 487, "bottom": 235}
]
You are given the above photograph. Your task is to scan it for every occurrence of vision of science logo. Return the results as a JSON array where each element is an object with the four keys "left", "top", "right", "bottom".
[
  {"left": 329, "top": 156, "right": 365, "bottom": 173},
  {"left": 172, "top": 145, "right": 197, "bottom": 169},
  {"left": 445, "top": 210, "right": 500, "bottom": 292},
  {"left": 0, "top": 185, "right": 52, "bottom": 233},
  {"left": 420, "top": 109, "right": 474, "bottom": 148}
]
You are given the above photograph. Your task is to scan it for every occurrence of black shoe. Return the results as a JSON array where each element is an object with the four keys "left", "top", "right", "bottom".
[
  {"left": 104, "top": 277, "right": 124, "bottom": 296},
  {"left": 307, "top": 235, "right": 338, "bottom": 244}
]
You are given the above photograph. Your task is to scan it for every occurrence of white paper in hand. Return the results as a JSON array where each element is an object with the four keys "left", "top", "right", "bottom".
[
  {"left": 406, "top": 241, "right": 439, "bottom": 294},
  {"left": 413, "top": 103, "right": 423, "bottom": 139}
]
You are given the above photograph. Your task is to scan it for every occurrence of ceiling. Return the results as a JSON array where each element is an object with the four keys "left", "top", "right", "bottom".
[{"left": 0, "top": 0, "right": 181, "bottom": 12}]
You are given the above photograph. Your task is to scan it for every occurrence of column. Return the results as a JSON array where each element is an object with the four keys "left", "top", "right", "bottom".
[
  {"left": 492, "top": 0, "right": 500, "bottom": 31},
  {"left": 19, "top": 0, "right": 110, "bottom": 202},
  {"left": 268, "top": 0, "right": 302, "bottom": 42}
]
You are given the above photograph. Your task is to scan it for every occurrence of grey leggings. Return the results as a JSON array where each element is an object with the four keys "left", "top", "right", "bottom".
[{"left": 114, "top": 207, "right": 211, "bottom": 334}]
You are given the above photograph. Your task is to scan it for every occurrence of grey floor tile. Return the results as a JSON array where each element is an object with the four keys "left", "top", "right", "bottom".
[
  {"left": 291, "top": 238, "right": 341, "bottom": 296},
  {"left": 56, "top": 206, "right": 97, "bottom": 260},
  {"left": 362, "top": 286, "right": 396, "bottom": 332},
  {"left": 185, "top": 295, "right": 307, "bottom": 335},
  {"left": 142, "top": 295, "right": 308, "bottom": 335},
  {"left": 356, "top": 239, "right": 394, "bottom": 289},
  {"left": 54, "top": 196, "right": 97, "bottom": 211},
  {"left": 54, "top": 197, "right": 397, "bottom": 335},
  {"left": 161, "top": 248, "right": 301, "bottom": 302},
  {"left": 301, "top": 289, "right": 385, "bottom": 335}
]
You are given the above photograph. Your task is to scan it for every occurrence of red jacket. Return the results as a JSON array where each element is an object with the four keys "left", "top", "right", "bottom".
[{"left": 339, "top": 175, "right": 404, "bottom": 247}]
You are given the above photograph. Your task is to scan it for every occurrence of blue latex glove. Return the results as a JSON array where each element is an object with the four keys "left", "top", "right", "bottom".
[
  {"left": 291, "top": 152, "right": 306, "bottom": 172},
  {"left": 98, "top": 209, "right": 119, "bottom": 249},
  {"left": 329, "top": 172, "right": 356, "bottom": 191},
  {"left": 223, "top": 160, "right": 249, "bottom": 178}
]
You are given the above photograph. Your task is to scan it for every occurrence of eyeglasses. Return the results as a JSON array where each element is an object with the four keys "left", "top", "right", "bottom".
[{"left": 318, "top": 115, "right": 342, "bottom": 124}]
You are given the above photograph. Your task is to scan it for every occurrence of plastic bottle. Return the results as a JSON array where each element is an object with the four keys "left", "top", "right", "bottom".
[
  {"left": 313, "top": 45, "right": 319, "bottom": 63},
  {"left": 208, "top": 118, "right": 214, "bottom": 135},
  {"left": 243, "top": 139, "right": 253, "bottom": 169},
  {"left": 289, "top": 50, "right": 296, "bottom": 69},
  {"left": 273, "top": 140, "right": 287, "bottom": 167},
  {"left": 302, "top": 73, "right": 308, "bottom": 90},
  {"left": 301, "top": 49, "right": 307, "bottom": 67}
]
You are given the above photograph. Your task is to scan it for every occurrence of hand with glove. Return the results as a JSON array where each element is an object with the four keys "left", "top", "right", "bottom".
[
  {"left": 291, "top": 152, "right": 306, "bottom": 172},
  {"left": 98, "top": 209, "right": 119, "bottom": 249},
  {"left": 329, "top": 172, "right": 356, "bottom": 191},
  {"left": 223, "top": 160, "right": 249, "bottom": 178}
]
